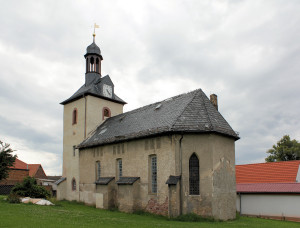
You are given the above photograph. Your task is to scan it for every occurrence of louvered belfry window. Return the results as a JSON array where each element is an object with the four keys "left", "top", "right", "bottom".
[{"left": 189, "top": 153, "right": 199, "bottom": 195}]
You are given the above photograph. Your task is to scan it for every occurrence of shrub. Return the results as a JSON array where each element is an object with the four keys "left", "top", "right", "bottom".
[
  {"left": 7, "top": 193, "right": 21, "bottom": 204},
  {"left": 10, "top": 177, "right": 50, "bottom": 199}
]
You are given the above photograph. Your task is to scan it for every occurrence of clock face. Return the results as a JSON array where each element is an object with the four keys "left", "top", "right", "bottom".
[{"left": 103, "top": 84, "right": 113, "bottom": 98}]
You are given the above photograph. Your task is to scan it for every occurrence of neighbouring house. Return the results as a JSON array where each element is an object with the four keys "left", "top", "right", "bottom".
[
  {"left": 56, "top": 34, "right": 240, "bottom": 220},
  {"left": 0, "top": 158, "right": 29, "bottom": 194},
  {"left": 0, "top": 158, "right": 48, "bottom": 195},
  {"left": 42, "top": 176, "right": 62, "bottom": 196},
  {"left": 236, "top": 160, "right": 300, "bottom": 221}
]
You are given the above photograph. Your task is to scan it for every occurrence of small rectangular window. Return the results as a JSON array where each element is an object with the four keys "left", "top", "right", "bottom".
[
  {"left": 73, "top": 146, "right": 76, "bottom": 156},
  {"left": 151, "top": 156, "right": 157, "bottom": 193}
]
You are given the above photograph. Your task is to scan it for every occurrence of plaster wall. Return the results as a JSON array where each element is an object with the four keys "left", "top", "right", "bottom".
[
  {"left": 236, "top": 194, "right": 300, "bottom": 218},
  {"left": 79, "top": 135, "right": 174, "bottom": 214},
  {"left": 59, "top": 95, "right": 123, "bottom": 201},
  {"left": 86, "top": 96, "right": 124, "bottom": 137},
  {"left": 180, "top": 134, "right": 236, "bottom": 220},
  {"left": 79, "top": 133, "right": 236, "bottom": 220}
]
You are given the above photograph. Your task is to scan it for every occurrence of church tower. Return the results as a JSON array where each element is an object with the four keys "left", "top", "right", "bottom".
[{"left": 57, "top": 34, "right": 126, "bottom": 201}]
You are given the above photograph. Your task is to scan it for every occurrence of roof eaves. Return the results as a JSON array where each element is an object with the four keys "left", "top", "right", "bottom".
[{"left": 61, "top": 92, "right": 127, "bottom": 105}]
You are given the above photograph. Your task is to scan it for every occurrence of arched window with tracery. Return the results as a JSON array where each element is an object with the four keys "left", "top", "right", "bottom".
[
  {"left": 189, "top": 153, "right": 199, "bottom": 195},
  {"left": 72, "top": 178, "right": 76, "bottom": 191},
  {"left": 102, "top": 107, "right": 111, "bottom": 120},
  {"left": 72, "top": 108, "right": 78, "bottom": 125}
]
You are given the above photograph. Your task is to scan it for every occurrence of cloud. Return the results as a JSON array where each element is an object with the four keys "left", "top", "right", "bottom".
[{"left": 0, "top": 0, "right": 300, "bottom": 176}]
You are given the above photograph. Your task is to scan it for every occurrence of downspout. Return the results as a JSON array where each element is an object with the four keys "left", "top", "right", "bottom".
[
  {"left": 239, "top": 192, "right": 242, "bottom": 215},
  {"left": 84, "top": 95, "right": 87, "bottom": 139},
  {"left": 179, "top": 134, "right": 184, "bottom": 215}
]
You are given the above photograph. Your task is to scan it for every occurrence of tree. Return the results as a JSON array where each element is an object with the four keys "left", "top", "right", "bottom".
[
  {"left": 265, "top": 135, "right": 300, "bottom": 162},
  {"left": 0, "top": 140, "right": 17, "bottom": 181}
]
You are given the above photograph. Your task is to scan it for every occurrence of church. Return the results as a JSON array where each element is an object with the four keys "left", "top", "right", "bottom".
[{"left": 56, "top": 33, "right": 239, "bottom": 220}]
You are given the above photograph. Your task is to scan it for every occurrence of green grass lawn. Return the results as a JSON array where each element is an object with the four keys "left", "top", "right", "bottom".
[{"left": 0, "top": 195, "right": 298, "bottom": 228}]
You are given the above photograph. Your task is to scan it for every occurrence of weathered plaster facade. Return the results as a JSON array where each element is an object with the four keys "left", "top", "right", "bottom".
[
  {"left": 57, "top": 95, "right": 123, "bottom": 201},
  {"left": 78, "top": 133, "right": 236, "bottom": 220}
]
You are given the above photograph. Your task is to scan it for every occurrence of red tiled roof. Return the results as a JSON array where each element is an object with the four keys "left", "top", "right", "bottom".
[
  {"left": 236, "top": 160, "right": 300, "bottom": 184},
  {"left": 28, "top": 164, "right": 41, "bottom": 176},
  {"left": 237, "top": 183, "right": 300, "bottom": 193},
  {"left": 10, "top": 158, "right": 28, "bottom": 170}
]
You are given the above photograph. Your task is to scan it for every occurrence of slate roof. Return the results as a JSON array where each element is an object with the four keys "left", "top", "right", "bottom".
[
  {"left": 166, "top": 175, "right": 181, "bottom": 185},
  {"left": 237, "top": 183, "right": 300, "bottom": 193},
  {"left": 95, "top": 177, "right": 115, "bottom": 185},
  {"left": 116, "top": 177, "right": 140, "bottom": 185},
  {"left": 78, "top": 89, "right": 239, "bottom": 149},
  {"left": 55, "top": 177, "right": 66, "bottom": 185},
  {"left": 86, "top": 42, "right": 101, "bottom": 56},
  {"left": 236, "top": 160, "right": 300, "bottom": 184},
  {"left": 61, "top": 74, "right": 126, "bottom": 105}
]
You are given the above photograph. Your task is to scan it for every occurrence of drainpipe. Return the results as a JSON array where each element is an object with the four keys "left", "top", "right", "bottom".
[
  {"left": 239, "top": 192, "right": 242, "bottom": 215},
  {"left": 84, "top": 95, "right": 87, "bottom": 139},
  {"left": 179, "top": 134, "right": 184, "bottom": 215}
]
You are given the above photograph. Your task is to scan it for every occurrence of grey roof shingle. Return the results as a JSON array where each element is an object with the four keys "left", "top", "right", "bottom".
[
  {"left": 78, "top": 89, "right": 239, "bottom": 149},
  {"left": 116, "top": 177, "right": 140, "bottom": 185},
  {"left": 166, "top": 175, "right": 181, "bottom": 185},
  {"left": 95, "top": 177, "right": 115, "bottom": 185},
  {"left": 61, "top": 75, "right": 126, "bottom": 105}
]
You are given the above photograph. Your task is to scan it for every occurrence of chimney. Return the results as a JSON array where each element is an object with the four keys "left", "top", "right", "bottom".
[{"left": 210, "top": 94, "right": 218, "bottom": 110}]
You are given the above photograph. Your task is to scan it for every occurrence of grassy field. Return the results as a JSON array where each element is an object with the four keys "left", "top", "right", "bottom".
[{"left": 0, "top": 195, "right": 298, "bottom": 228}]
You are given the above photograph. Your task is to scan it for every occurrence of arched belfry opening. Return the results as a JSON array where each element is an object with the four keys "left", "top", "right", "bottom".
[{"left": 84, "top": 34, "right": 103, "bottom": 76}]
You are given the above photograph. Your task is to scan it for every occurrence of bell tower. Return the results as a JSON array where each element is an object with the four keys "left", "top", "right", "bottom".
[
  {"left": 57, "top": 31, "right": 126, "bottom": 201},
  {"left": 84, "top": 34, "right": 103, "bottom": 75}
]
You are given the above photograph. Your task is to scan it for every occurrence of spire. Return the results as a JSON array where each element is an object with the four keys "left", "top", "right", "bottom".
[{"left": 84, "top": 23, "right": 103, "bottom": 78}]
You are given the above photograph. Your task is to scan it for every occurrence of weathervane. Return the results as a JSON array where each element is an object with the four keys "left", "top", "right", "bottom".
[{"left": 93, "top": 23, "right": 100, "bottom": 42}]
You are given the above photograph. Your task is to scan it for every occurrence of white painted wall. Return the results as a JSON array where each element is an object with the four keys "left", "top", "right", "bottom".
[
  {"left": 236, "top": 194, "right": 300, "bottom": 218},
  {"left": 296, "top": 164, "right": 300, "bottom": 182}
]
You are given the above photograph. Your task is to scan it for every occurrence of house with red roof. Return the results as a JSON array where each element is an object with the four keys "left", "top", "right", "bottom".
[
  {"left": 0, "top": 158, "right": 47, "bottom": 194},
  {"left": 235, "top": 160, "right": 300, "bottom": 221}
]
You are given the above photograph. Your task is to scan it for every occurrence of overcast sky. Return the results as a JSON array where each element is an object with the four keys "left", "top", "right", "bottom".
[{"left": 0, "top": 0, "right": 300, "bottom": 175}]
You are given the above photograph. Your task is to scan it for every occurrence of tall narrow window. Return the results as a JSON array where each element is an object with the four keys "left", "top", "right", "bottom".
[
  {"left": 96, "top": 161, "right": 101, "bottom": 180},
  {"left": 72, "top": 108, "right": 78, "bottom": 125},
  {"left": 73, "top": 145, "right": 76, "bottom": 157},
  {"left": 72, "top": 178, "right": 76, "bottom": 191},
  {"left": 117, "top": 159, "right": 122, "bottom": 179},
  {"left": 151, "top": 155, "right": 157, "bottom": 193},
  {"left": 189, "top": 153, "right": 199, "bottom": 195}
]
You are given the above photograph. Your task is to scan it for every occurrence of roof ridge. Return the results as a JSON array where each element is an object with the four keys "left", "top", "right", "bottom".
[
  {"left": 237, "top": 160, "right": 300, "bottom": 166},
  {"left": 170, "top": 89, "right": 202, "bottom": 129},
  {"left": 109, "top": 89, "right": 202, "bottom": 121}
]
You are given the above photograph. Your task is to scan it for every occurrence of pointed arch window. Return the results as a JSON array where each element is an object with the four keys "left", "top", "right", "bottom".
[
  {"left": 102, "top": 107, "right": 111, "bottom": 120},
  {"left": 72, "top": 178, "right": 76, "bottom": 191},
  {"left": 72, "top": 108, "right": 78, "bottom": 125},
  {"left": 189, "top": 153, "right": 199, "bottom": 195}
]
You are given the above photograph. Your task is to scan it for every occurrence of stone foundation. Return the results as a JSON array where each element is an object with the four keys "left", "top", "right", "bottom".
[{"left": 145, "top": 197, "right": 168, "bottom": 216}]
